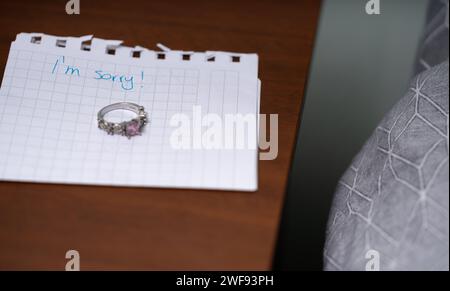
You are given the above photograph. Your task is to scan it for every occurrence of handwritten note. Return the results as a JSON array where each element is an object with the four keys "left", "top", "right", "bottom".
[{"left": 0, "top": 33, "right": 260, "bottom": 191}]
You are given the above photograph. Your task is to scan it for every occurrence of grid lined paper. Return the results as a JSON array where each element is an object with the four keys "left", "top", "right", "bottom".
[{"left": 0, "top": 33, "right": 260, "bottom": 191}]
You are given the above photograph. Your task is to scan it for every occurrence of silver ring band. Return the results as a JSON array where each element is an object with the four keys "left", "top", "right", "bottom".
[{"left": 97, "top": 102, "right": 148, "bottom": 139}]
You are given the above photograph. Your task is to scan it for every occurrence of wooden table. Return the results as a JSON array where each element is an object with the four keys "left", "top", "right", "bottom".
[{"left": 0, "top": 0, "right": 320, "bottom": 270}]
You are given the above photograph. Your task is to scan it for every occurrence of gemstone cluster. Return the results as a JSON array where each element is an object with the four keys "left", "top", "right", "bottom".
[{"left": 98, "top": 105, "right": 147, "bottom": 139}]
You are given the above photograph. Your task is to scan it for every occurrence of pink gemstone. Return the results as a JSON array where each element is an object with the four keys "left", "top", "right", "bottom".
[{"left": 125, "top": 120, "right": 140, "bottom": 137}]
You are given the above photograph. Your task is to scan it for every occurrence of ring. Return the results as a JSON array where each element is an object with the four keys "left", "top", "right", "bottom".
[{"left": 97, "top": 102, "right": 148, "bottom": 139}]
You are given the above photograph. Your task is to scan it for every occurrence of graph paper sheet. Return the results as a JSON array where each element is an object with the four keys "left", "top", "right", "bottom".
[{"left": 0, "top": 33, "right": 260, "bottom": 191}]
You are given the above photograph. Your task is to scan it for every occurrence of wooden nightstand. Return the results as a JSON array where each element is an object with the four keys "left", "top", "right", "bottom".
[{"left": 0, "top": 0, "right": 321, "bottom": 270}]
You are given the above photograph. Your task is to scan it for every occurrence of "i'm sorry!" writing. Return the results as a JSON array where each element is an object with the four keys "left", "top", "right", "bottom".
[{"left": 51, "top": 56, "right": 143, "bottom": 91}]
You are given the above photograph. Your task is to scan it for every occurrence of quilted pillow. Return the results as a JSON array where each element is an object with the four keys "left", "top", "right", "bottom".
[
  {"left": 324, "top": 60, "right": 449, "bottom": 271},
  {"left": 324, "top": 0, "right": 449, "bottom": 271}
]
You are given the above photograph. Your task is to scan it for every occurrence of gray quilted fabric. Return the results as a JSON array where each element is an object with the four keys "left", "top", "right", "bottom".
[
  {"left": 324, "top": 61, "right": 449, "bottom": 271},
  {"left": 324, "top": 0, "right": 449, "bottom": 271}
]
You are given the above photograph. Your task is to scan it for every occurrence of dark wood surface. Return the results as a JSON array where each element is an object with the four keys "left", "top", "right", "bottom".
[{"left": 0, "top": 0, "right": 320, "bottom": 270}]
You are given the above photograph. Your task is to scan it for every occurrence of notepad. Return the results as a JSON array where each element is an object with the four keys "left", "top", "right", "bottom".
[{"left": 0, "top": 33, "right": 260, "bottom": 191}]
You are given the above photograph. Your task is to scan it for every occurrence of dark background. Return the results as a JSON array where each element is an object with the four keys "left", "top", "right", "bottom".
[{"left": 275, "top": 0, "right": 428, "bottom": 270}]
